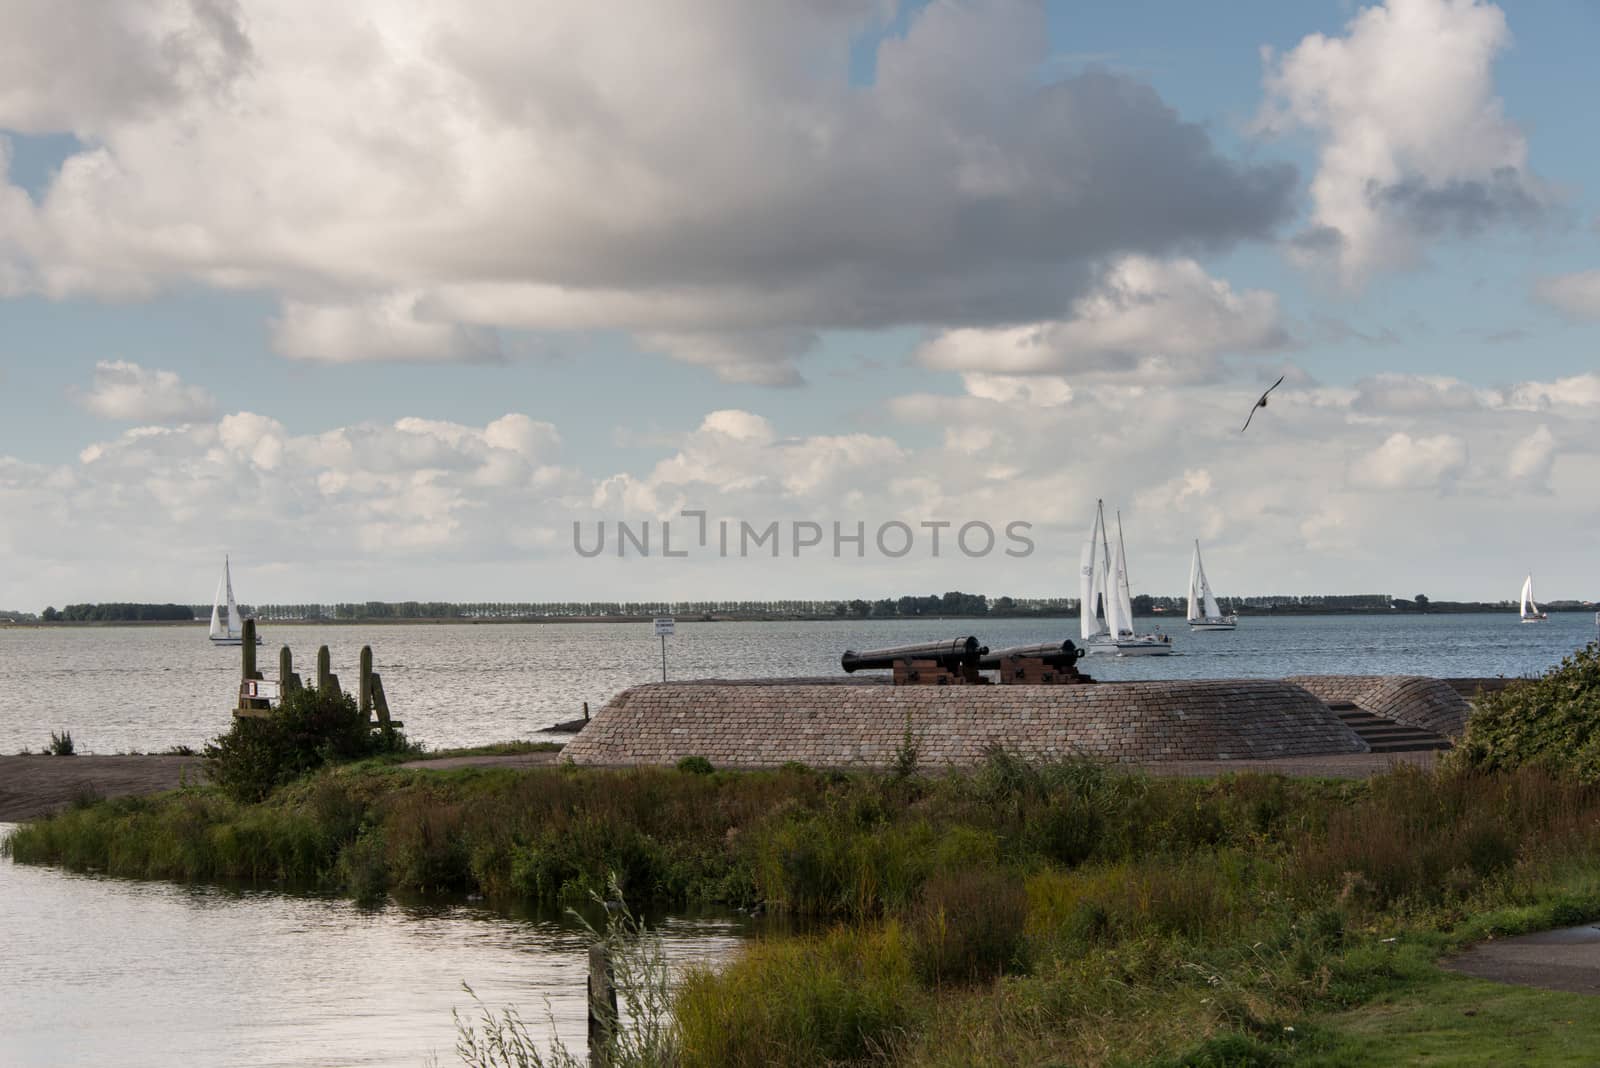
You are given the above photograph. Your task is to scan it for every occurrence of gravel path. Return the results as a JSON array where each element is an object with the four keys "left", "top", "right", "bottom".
[
  {"left": 1444, "top": 925, "right": 1600, "bottom": 996},
  {"left": 0, "top": 755, "right": 203, "bottom": 822}
]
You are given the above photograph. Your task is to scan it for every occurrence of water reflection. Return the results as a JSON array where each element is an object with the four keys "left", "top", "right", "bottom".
[{"left": 1, "top": 827, "right": 746, "bottom": 1068}]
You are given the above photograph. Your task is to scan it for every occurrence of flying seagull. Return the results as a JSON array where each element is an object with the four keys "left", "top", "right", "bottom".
[{"left": 1240, "top": 375, "right": 1286, "bottom": 433}]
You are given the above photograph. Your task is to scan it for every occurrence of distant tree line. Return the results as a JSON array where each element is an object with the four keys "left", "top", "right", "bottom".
[
  {"left": 42, "top": 603, "right": 196, "bottom": 622},
  {"left": 38, "top": 591, "right": 1591, "bottom": 624}
]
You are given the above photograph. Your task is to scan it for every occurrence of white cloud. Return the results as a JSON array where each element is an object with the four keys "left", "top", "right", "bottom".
[
  {"left": 0, "top": 0, "right": 1295, "bottom": 382},
  {"left": 960, "top": 373, "right": 1073, "bottom": 408},
  {"left": 272, "top": 294, "right": 503, "bottom": 364},
  {"left": 915, "top": 257, "right": 1286, "bottom": 377},
  {"left": 1351, "top": 373, "right": 1489, "bottom": 414},
  {"left": 1498, "top": 373, "right": 1600, "bottom": 410},
  {"left": 1533, "top": 270, "right": 1600, "bottom": 321},
  {"left": 1349, "top": 431, "right": 1468, "bottom": 490},
  {"left": 1506, "top": 424, "right": 1556, "bottom": 485},
  {"left": 70, "top": 360, "right": 217, "bottom": 422},
  {"left": 1258, "top": 0, "right": 1547, "bottom": 286}
]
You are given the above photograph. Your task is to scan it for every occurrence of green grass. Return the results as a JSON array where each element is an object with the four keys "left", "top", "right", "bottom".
[{"left": 1298, "top": 975, "right": 1600, "bottom": 1067}]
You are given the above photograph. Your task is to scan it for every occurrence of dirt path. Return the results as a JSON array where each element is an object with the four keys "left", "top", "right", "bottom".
[
  {"left": 1444, "top": 925, "right": 1600, "bottom": 996},
  {"left": 0, "top": 755, "right": 203, "bottom": 822}
]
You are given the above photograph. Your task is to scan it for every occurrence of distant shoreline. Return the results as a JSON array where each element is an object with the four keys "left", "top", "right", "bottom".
[{"left": 7, "top": 606, "right": 1597, "bottom": 628}]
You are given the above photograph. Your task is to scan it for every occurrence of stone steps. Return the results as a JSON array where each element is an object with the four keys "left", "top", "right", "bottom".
[{"left": 1328, "top": 702, "right": 1453, "bottom": 753}]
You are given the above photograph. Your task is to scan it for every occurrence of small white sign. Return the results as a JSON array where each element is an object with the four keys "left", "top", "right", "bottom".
[
  {"left": 240, "top": 679, "right": 281, "bottom": 700},
  {"left": 653, "top": 616, "right": 675, "bottom": 636}
]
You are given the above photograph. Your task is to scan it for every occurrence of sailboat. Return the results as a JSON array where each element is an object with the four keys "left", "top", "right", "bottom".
[
  {"left": 1080, "top": 501, "right": 1172, "bottom": 656},
  {"left": 209, "top": 555, "right": 259, "bottom": 645},
  {"left": 1519, "top": 573, "right": 1548, "bottom": 623},
  {"left": 1187, "top": 541, "right": 1238, "bottom": 631}
]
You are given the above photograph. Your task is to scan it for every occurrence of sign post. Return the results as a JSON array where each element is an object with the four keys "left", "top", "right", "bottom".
[{"left": 653, "top": 616, "right": 675, "bottom": 681}]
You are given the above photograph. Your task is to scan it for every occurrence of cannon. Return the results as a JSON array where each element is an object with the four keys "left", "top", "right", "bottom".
[
  {"left": 840, "top": 637, "right": 989, "bottom": 685},
  {"left": 979, "top": 640, "right": 1093, "bottom": 685}
]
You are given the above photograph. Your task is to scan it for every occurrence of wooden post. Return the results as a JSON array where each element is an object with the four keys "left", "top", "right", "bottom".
[
  {"left": 242, "top": 621, "right": 257, "bottom": 680},
  {"left": 234, "top": 620, "right": 270, "bottom": 717},
  {"left": 587, "top": 943, "right": 617, "bottom": 1067},
  {"left": 370, "top": 673, "right": 399, "bottom": 729},
  {"left": 279, "top": 645, "right": 302, "bottom": 694},
  {"left": 359, "top": 646, "right": 373, "bottom": 720},
  {"left": 316, "top": 645, "right": 341, "bottom": 696}
]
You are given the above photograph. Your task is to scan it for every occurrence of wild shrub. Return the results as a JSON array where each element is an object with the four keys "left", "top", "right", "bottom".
[
  {"left": 909, "top": 868, "right": 1029, "bottom": 984},
  {"left": 675, "top": 922, "right": 916, "bottom": 1068},
  {"left": 675, "top": 755, "right": 714, "bottom": 775},
  {"left": 1452, "top": 642, "right": 1600, "bottom": 781},
  {"left": 46, "top": 729, "right": 75, "bottom": 756},
  {"left": 204, "top": 686, "right": 414, "bottom": 802}
]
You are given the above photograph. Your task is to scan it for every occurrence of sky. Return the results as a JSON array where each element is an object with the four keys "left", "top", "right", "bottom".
[{"left": 2, "top": 0, "right": 1598, "bottom": 608}]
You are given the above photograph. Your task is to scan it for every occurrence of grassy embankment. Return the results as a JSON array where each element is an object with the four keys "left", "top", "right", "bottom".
[{"left": 8, "top": 753, "right": 1600, "bottom": 1066}]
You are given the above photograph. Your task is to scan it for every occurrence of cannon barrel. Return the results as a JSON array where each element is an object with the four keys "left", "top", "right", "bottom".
[
  {"left": 978, "top": 640, "right": 1080, "bottom": 670},
  {"left": 840, "top": 636, "right": 987, "bottom": 673}
]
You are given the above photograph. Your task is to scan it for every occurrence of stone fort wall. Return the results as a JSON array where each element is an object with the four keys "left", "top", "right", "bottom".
[
  {"left": 563, "top": 679, "right": 1370, "bottom": 769},
  {"left": 1287, "top": 675, "right": 1471, "bottom": 739}
]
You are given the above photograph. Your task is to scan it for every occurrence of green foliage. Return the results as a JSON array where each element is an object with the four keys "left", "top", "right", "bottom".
[
  {"left": 676, "top": 922, "right": 916, "bottom": 1067},
  {"left": 675, "top": 755, "right": 714, "bottom": 775},
  {"left": 1451, "top": 642, "right": 1600, "bottom": 781},
  {"left": 909, "top": 868, "right": 1029, "bottom": 984},
  {"left": 46, "top": 730, "right": 75, "bottom": 756},
  {"left": 204, "top": 686, "right": 414, "bottom": 802}
]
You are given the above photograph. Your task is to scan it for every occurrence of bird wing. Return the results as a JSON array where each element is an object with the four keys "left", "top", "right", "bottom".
[{"left": 1240, "top": 375, "right": 1287, "bottom": 433}]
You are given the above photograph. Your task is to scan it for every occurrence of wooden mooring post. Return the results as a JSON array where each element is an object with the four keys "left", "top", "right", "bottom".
[
  {"left": 587, "top": 943, "right": 617, "bottom": 1067},
  {"left": 233, "top": 620, "right": 272, "bottom": 717},
  {"left": 232, "top": 637, "right": 399, "bottom": 729}
]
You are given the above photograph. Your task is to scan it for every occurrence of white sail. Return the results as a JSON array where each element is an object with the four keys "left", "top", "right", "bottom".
[
  {"left": 1521, "top": 574, "right": 1541, "bottom": 620},
  {"left": 1106, "top": 536, "right": 1129, "bottom": 637},
  {"left": 1187, "top": 545, "right": 1202, "bottom": 623},
  {"left": 224, "top": 556, "right": 243, "bottom": 637},
  {"left": 1079, "top": 541, "right": 1100, "bottom": 641},
  {"left": 209, "top": 572, "right": 226, "bottom": 639},
  {"left": 1196, "top": 542, "right": 1223, "bottom": 619},
  {"left": 1114, "top": 513, "right": 1134, "bottom": 635}
]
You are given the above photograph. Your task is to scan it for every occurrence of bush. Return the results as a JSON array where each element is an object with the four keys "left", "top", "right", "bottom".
[
  {"left": 1452, "top": 643, "right": 1600, "bottom": 781},
  {"left": 676, "top": 922, "right": 916, "bottom": 1067},
  {"left": 909, "top": 868, "right": 1028, "bottom": 984},
  {"left": 47, "top": 730, "right": 75, "bottom": 756},
  {"left": 204, "top": 686, "right": 413, "bottom": 802},
  {"left": 676, "top": 755, "right": 715, "bottom": 775}
]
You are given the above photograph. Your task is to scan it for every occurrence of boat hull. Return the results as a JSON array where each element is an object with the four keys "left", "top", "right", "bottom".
[
  {"left": 1086, "top": 636, "right": 1174, "bottom": 657},
  {"left": 1188, "top": 618, "right": 1237, "bottom": 631}
]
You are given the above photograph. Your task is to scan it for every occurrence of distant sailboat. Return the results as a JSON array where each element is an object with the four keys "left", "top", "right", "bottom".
[
  {"left": 1519, "top": 573, "right": 1547, "bottom": 623},
  {"left": 209, "top": 555, "right": 258, "bottom": 645},
  {"left": 1187, "top": 541, "right": 1238, "bottom": 631},
  {"left": 1080, "top": 500, "right": 1172, "bottom": 656}
]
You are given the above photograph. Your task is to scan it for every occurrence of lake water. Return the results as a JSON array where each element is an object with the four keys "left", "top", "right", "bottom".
[
  {"left": 2, "top": 613, "right": 1597, "bottom": 754},
  {"left": 0, "top": 827, "right": 746, "bottom": 1068}
]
